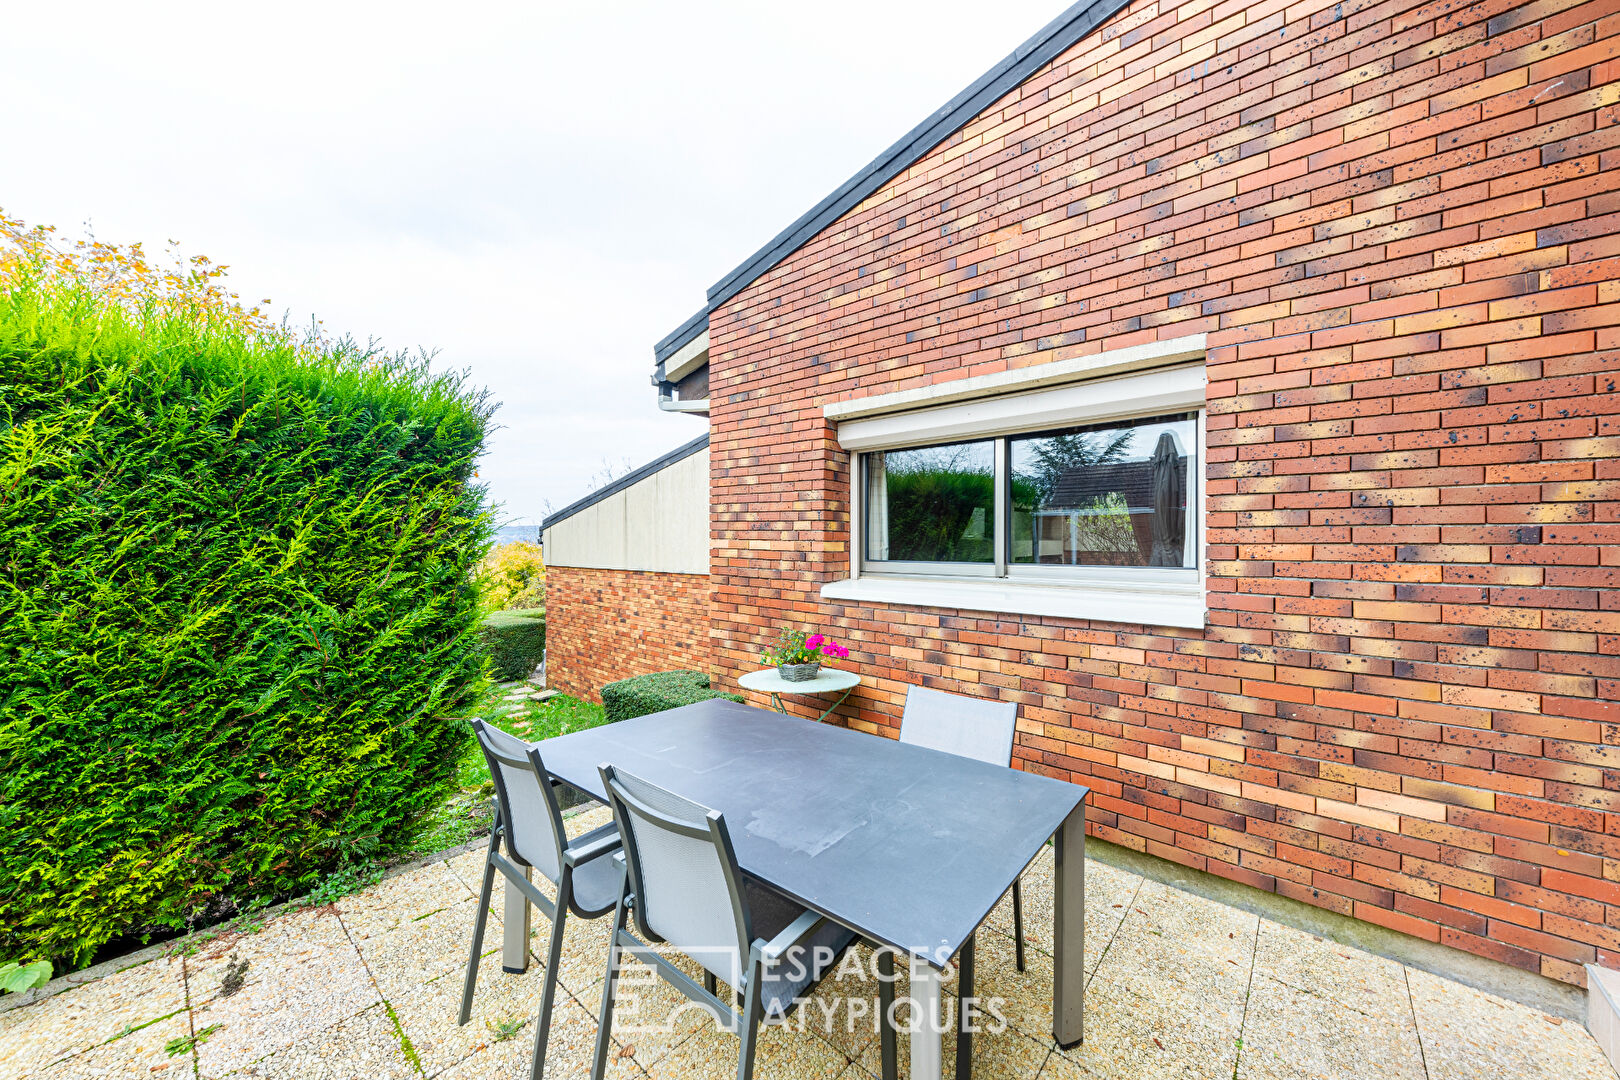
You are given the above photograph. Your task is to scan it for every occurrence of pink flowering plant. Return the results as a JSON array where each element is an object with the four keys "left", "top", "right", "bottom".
[{"left": 761, "top": 627, "right": 851, "bottom": 667}]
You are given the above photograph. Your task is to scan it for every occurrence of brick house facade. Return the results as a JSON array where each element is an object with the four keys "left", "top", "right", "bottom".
[
  {"left": 618, "top": 0, "right": 1620, "bottom": 988},
  {"left": 544, "top": 567, "right": 713, "bottom": 703}
]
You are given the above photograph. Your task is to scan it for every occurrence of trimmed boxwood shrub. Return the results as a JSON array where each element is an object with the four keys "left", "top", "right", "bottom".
[
  {"left": 480, "top": 611, "right": 546, "bottom": 681},
  {"left": 0, "top": 282, "right": 493, "bottom": 968},
  {"left": 601, "top": 670, "right": 743, "bottom": 723}
]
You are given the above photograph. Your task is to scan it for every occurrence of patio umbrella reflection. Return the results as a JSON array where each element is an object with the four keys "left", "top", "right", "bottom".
[{"left": 1149, "top": 431, "right": 1185, "bottom": 566}]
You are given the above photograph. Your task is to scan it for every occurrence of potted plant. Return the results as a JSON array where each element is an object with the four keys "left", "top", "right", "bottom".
[{"left": 762, "top": 628, "right": 850, "bottom": 682}]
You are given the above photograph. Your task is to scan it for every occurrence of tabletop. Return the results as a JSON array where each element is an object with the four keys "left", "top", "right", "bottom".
[
  {"left": 737, "top": 667, "right": 861, "bottom": 694},
  {"left": 536, "top": 697, "right": 1088, "bottom": 967}
]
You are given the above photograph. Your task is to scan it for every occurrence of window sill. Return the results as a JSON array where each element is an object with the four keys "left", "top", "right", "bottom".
[{"left": 820, "top": 574, "right": 1206, "bottom": 629}]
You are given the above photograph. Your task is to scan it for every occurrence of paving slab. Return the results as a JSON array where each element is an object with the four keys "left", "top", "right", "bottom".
[
  {"left": 1408, "top": 967, "right": 1614, "bottom": 1080},
  {"left": 1236, "top": 974, "right": 1426, "bottom": 1080},
  {"left": 0, "top": 954, "right": 188, "bottom": 1080},
  {"left": 5, "top": 844, "right": 1613, "bottom": 1080}
]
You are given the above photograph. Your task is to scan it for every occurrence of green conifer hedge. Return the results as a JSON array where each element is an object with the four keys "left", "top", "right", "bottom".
[{"left": 0, "top": 282, "right": 494, "bottom": 967}]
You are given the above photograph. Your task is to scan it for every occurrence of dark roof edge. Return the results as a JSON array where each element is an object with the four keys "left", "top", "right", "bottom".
[
  {"left": 653, "top": 307, "right": 710, "bottom": 365},
  {"left": 541, "top": 433, "right": 710, "bottom": 531},
  {"left": 701, "top": 0, "right": 1130, "bottom": 312}
]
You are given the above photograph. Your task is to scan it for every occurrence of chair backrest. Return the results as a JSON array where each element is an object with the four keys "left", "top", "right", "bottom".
[
  {"left": 473, "top": 720, "right": 568, "bottom": 882},
  {"left": 600, "top": 764, "right": 752, "bottom": 989},
  {"left": 899, "top": 685, "right": 1018, "bottom": 767}
]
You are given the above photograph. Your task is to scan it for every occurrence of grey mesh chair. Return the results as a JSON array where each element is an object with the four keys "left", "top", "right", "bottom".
[
  {"left": 589, "top": 764, "right": 897, "bottom": 1080},
  {"left": 459, "top": 720, "right": 622, "bottom": 1080},
  {"left": 899, "top": 686, "right": 1027, "bottom": 972}
]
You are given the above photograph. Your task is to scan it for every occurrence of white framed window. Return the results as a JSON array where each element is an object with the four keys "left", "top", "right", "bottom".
[{"left": 824, "top": 351, "right": 1207, "bottom": 628}]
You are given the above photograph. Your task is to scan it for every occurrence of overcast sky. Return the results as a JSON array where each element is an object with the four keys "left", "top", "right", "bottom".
[{"left": 5, "top": 0, "right": 1067, "bottom": 525}]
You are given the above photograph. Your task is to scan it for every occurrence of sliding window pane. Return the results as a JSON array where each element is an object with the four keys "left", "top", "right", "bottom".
[
  {"left": 1009, "top": 414, "right": 1195, "bottom": 568},
  {"left": 865, "top": 440, "right": 995, "bottom": 563}
]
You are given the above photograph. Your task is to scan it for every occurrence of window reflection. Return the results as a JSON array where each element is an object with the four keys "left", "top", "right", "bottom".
[
  {"left": 865, "top": 440, "right": 995, "bottom": 563},
  {"left": 1009, "top": 414, "right": 1195, "bottom": 568}
]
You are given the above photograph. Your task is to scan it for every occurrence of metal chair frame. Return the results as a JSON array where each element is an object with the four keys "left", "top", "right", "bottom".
[
  {"left": 458, "top": 719, "right": 621, "bottom": 1080},
  {"left": 589, "top": 763, "right": 898, "bottom": 1080},
  {"left": 899, "top": 686, "right": 1028, "bottom": 1080}
]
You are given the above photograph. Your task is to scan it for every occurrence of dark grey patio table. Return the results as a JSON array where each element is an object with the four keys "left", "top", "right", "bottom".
[{"left": 499, "top": 697, "right": 1088, "bottom": 1079}]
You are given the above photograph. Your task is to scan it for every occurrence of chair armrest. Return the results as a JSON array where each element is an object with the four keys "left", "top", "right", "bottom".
[
  {"left": 563, "top": 822, "right": 621, "bottom": 867},
  {"left": 757, "top": 908, "right": 827, "bottom": 964}
]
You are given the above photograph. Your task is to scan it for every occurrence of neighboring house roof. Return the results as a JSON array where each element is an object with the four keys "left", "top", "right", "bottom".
[
  {"left": 540, "top": 434, "right": 709, "bottom": 531},
  {"left": 651, "top": 0, "right": 1131, "bottom": 367},
  {"left": 1046, "top": 457, "right": 1186, "bottom": 511}
]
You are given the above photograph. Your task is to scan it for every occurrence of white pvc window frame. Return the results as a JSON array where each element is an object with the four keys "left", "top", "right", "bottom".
[{"left": 829, "top": 360, "right": 1208, "bottom": 628}]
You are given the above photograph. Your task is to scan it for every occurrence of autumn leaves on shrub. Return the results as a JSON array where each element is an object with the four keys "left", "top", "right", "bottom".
[{"left": 0, "top": 213, "right": 494, "bottom": 968}]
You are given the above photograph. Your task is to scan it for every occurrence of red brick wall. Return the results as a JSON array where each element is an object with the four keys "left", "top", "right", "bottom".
[
  {"left": 706, "top": 0, "right": 1620, "bottom": 986},
  {"left": 545, "top": 566, "right": 714, "bottom": 703}
]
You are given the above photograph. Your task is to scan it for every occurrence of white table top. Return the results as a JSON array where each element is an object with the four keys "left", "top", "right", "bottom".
[{"left": 737, "top": 667, "right": 862, "bottom": 694}]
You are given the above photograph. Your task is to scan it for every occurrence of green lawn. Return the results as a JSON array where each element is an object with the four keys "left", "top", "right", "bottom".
[{"left": 395, "top": 683, "right": 610, "bottom": 863}]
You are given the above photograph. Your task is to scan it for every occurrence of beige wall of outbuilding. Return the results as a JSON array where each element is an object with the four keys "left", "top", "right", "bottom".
[{"left": 542, "top": 447, "right": 709, "bottom": 574}]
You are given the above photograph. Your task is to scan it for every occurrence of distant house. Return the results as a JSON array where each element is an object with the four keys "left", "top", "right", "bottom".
[{"left": 547, "top": 0, "right": 1620, "bottom": 991}]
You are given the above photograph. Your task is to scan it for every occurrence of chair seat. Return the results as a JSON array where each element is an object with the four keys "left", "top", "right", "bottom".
[
  {"left": 562, "top": 822, "right": 625, "bottom": 917},
  {"left": 743, "top": 880, "right": 858, "bottom": 1017}
]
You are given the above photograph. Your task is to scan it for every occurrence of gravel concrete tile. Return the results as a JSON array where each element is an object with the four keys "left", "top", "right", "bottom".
[
  {"left": 221, "top": 1003, "right": 415, "bottom": 1079},
  {"left": 642, "top": 1014, "right": 849, "bottom": 1080},
  {"left": 564, "top": 806, "right": 613, "bottom": 838},
  {"left": 1407, "top": 967, "right": 1613, "bottom": 1080},
  {"left": 1236, "top": 975, "right": 1425, "bottom": 1080},
  {"left": 588, "top": 954, "right": 723, "bottom": 1073},
  {"left": 190, "top": 907, "right": 381, "bottom": 1077},
  {"left": 985, "top": 857, "right": 1145, "bottom": 971},
  {"left": 353, "top": 893, "right": 490, "bottom": 1001},
  {"left": 546, "top": 914, "right": 617, "bottom": 1001},
  {"left": 793, "top": 944, "right": 899, "bottom": 1061},
  {"left": 391, "top": 955, "right": 633, "bottom": 1078},
  {"left": 853, "top": 1018, "right": 1052, "bottom": 1080},
  {"left": 1114, "top": 881, "right": 1258, "bottom": 961},
  {"left": 1087, "top": 931, "right": 1251, "bottom": 1016},
  {"left": 339, "top": 861, "right": 484, "bottom": 939},
  {"left": 1043, "top": 973, "right": 1241, "bottom": 1080},
  {"left": 39, "top": 1011, "right": 194, "bottom": 1079},
  {"left": 433, "top": 992, "right": 642, "bottom": 1080},
  {"left": 972, "top": 928, "right": 1061, "bottom": 1043},
  {"left": 1251, "top": 920, "right": 1413, "bottom": 1029},
  {"left": 392, "top": 963, "right": 546, "bottom": 1076},
  {"left": 0, "top": 955, "right": 188, "bottom": 1080},
  {"left": 446, "top": 847, "right": 498, "bottom": 893}
]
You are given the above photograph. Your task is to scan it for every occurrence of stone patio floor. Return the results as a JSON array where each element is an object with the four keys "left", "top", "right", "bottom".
[{"left": 3, "top": 804, "right": 1612, "bottom": 1080}]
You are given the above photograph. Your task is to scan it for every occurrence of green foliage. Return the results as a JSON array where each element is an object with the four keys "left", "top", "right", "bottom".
[
  {"left": 478, "top": 540, "right": 545, "bottom": 613},
  {"left": 487, "top": 1014, "right": 526, "bottom": 1042},
  {"left": 166, "top": 1024, "right": 222, "bottom": 1057},
  {"left": 760, "top": 627, "right": 818, "bottom": 667},
  {"left": 600, "top": 670, "right": 742, "bottom": 724},
  {"left": 395, "top": 690, "right": 608, "bottom": 862},
  {"left": 478, "top": 611, "right": 547, "bottom": 681},
  {"left": 305, "top": 860, "right": 386, "bottom": 906},
  {"left": 882, "top": 466, "right": 995, "bottom": 562},
  {"left": 0, "top": 959, "right": 52, "bottom": 993},
  {"left": 0, "top": 279, "right": 495, "bottom": 969}
]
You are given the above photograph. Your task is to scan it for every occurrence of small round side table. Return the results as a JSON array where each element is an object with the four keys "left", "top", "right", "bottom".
[{"left": 737, "top": 668, "right": 862, "bottom": 723}]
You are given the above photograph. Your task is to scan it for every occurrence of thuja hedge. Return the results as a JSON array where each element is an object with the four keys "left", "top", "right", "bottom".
[
  {"left": 0, "top": 284, "right": 494, "bottom": 967},
  {"left": 479, "top": 611, "right": 546, "bottom": 681}
]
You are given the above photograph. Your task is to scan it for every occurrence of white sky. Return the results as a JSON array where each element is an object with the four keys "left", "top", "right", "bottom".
[{"left": 4, "top": 0, "right": 1068, "bottom": 524}]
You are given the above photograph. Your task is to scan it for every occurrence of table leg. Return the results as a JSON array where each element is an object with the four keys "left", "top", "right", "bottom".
[
  {"left": 770, "top": 692, "right": 785, "bottom": 713},
  {"left": 910, "top": 954, "right": 943, "bottom": 1080},
  {"left": 502, "top": 864, "right": 532, "bottom": 973},
  {"left": 1052, "top": 803, "right": 1085, "bottom": 1048},
  {"left": 812, "top": 685, "right": 854, "bottom": 724}
]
